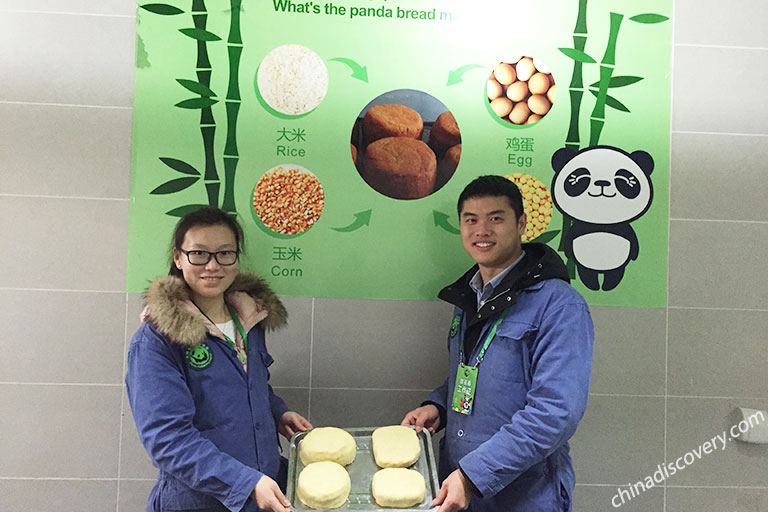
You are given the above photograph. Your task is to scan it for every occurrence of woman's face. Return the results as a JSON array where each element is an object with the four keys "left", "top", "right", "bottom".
[{"left": 173, "top": 224, "right": 238, "bottom": 303}]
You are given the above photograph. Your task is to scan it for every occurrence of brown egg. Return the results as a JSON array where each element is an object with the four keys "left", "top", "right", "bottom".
[
  {"left": 493, "top": 63, "right": 516, "bottom": 85},
  {"left": 487, "top": 79, "right": 503, "bottom": 100},
  {"left": 546, "top": 84, "right": 556, "bottom": 104},
  {"left": 515, "top": 57, "right": 535, "bottom": 82},
  {"left": 528, "top": 73, "right": 550, "bottom": 95},
  {"left": 509, "top": 102, "right": 531, "bottom": 124},
  {"left": 506, "top": 81, "right": 529, "bottom": 102},
  {"left": 528, "top": 94, "right": 551, "bottom": 115},
  {"left": 490, "top": 97, "right": 514, "bottom": 118},
  {"left": 526, "top": 114, "right": 542, "bottom": 124}
]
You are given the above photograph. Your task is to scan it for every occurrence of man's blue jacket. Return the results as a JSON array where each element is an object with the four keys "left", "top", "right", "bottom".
[{"left": 427, "top": 243, "right": 594, "bottom": 512}]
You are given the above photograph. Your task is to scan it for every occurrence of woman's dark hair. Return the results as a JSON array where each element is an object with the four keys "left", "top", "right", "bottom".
[{"left": 168, "top": 207, "right": 245, "bottom": 277}]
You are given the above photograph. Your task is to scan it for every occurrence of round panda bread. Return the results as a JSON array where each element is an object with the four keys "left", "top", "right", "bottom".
[
  {"left": 361, "top": 137, "right": 436, "bottom": 199},
  {"left": 297, "top": 461, "right": 351, "bottom": 509},
  {"left": 436, "top": 143, "right": 461, "bottom": 191},
  {"left": 429, "top": 111, "right": 461, "bottom": 158},
  {"left": 299, "top": 427, "right": 356, "bottom": 466},
  {"left": 363, "top": 104, "right": 423, "bottom": 145}
]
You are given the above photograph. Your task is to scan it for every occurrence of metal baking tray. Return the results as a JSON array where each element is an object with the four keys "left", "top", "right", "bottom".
[{"left": 286, "top": 426, "right": 439, "bottom": 511}]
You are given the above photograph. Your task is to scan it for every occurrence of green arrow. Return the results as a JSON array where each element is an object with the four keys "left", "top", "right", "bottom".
[
  {"left": 329, "top": 58, "right": 368, "bottom": 82},
  {"left": 434, "top": 210, "right": 460, "bottom": 234},
  {"left": 447, "top": 64, "right": 483, "bottom": 86},
  {"left": 332, "top": 210, "right": 372, "bottom": 232}
]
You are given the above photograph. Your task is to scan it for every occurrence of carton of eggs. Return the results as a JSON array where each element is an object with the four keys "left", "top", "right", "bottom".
[{"left": 487, "top": 57, "right": 555, "bottom": 126}]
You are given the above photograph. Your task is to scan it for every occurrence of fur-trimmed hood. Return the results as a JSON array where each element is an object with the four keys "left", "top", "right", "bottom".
[{"left": 142, "top": 273, "right": 287, "bottom": 347}]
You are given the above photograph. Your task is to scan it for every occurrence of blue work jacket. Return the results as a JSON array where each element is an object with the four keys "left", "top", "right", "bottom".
[
  {"left": 126, "top": 274, "right": 290, "bottom": 512},
  {"left": 428, "top": 245, "right": 594, "bottom": 512}
]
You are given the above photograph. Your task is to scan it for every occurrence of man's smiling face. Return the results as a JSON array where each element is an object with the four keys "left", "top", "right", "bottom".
[{"left": 459, "top": 195, "right": 526, "bottom": 282}]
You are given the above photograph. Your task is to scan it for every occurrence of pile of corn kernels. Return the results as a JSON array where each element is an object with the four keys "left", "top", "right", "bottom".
[{"left": 253, "top": 166, "right": 325, "bottom": 235}]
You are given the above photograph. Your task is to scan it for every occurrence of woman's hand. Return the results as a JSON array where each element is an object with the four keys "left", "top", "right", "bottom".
[
  {"left": 253, "top": 474, "right": 291, "bottom": 512},
  {"left": 278, "top": 411, "right": 313, "bottom": 439}
]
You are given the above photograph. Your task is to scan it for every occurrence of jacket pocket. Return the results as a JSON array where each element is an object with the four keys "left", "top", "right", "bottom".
[{"left": 479, "top": 320, "right": 533, "bottom": 383}]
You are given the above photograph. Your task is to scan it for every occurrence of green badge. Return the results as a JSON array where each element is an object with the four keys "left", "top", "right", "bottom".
[
  {"left": 449, "top": 314, "right": 461, "bottom": 338},
  {"left": 451, "top": 364, "right": 478, "bottom": 415},
  {"left": 186, "top": 344, "right": 214, "bottom": 370}
]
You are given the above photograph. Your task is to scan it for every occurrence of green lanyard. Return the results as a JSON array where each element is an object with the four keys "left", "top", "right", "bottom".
[
  {"left": 459, "top": 309, "right": 509, "bottom": 367},
  {"left": 195, "top": 302, "right": 248, "bottom": 364},
  {"left": 224, "top": 304, "right": 248, "bottom": 362},
  {"left": 452, "top": 309, "right": 509, "bottom": 416}
]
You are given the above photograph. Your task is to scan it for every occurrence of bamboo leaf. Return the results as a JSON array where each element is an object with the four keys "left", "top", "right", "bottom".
[
  {"left": 150, "top": 177, "right": 199, "bottom": 195},
  {"left": 139, "top": 3, "right": 184, "bottom": 15},
  {"left": 589, "top": 75, "right": 644, "bottom": 88},
  {"left": 589, "top": 90, "right": 631, "bottom": 112},
  {"left": 534, "top": 230, "right": 560, "bottom": 245},
  {"left": 175, "top": 97, "right": 219, "bottom": 109},
  {"left": 159, "top": 157, "right": 200, "bottom": 176},
  {"left": 558, "top": 47, "right": 597, "bottom": 63},
  {"left": 179, "top": 28, "right": 222, "bottom": 42},
  {"left": 176, "top": 79, "right": 217, "bottom": 97},
  {"left": 629, "top": 13, "right": 669, "bottom": 24},
  {"left": 166, "top": 204, "right": 209, "bottom": 218}
]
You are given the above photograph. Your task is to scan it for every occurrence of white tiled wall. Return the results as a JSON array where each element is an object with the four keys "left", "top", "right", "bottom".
[{"left": 1, "top": 1, "right": 767, "bottom": 511}]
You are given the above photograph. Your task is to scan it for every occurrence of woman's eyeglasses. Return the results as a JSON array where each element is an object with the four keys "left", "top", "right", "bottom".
[{"left": 179, "top": 249, "right": 238, "bottom": 266}]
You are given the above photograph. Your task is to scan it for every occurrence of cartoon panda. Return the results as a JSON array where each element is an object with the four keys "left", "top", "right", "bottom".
[{"left": 551, "top": 145, "right": 654, "bottom": 291}]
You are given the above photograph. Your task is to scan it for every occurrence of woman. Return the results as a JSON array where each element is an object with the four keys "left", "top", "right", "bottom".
[{"left": 126, "top": 207, "right": 311, "bottom": 512}]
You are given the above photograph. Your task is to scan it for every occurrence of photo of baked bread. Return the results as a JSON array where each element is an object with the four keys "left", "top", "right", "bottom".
[{"left": 351, "top": 90, "right": 461, "bottom": 200}]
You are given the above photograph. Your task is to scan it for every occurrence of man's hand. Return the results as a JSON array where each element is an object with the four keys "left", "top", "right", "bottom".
[
  {"left": 278, "top": 411, "right": 312, "bottom": 439},
  {"left": 432, "top": 469, "right": 474, "bottom": 512},
  {"left": 401, "top": 404, "right": 441, "bottom": 434},
  {"left": 253, "top": 475, "right": 291, "bottom": 512}
]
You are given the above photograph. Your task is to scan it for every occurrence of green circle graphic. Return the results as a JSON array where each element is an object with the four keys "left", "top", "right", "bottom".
[{"left": 186, "top": 344, "right": 214, "bottom": 370}]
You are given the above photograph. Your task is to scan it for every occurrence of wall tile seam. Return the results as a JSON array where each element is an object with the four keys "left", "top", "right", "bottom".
[
  {"left": 668, "top": 305, "right": 768, "bottom": 312},
  {"left": 0, "top": 194, "right": 130, "bottom": 202},
  {"left": 589, "top": 393, "right": 768, "bottom": 400},
  {"left": 0, "top": 288, "right": 126, "bottom": 293},
  {"left": 664, "top": 485, "right": 768, "bottom": 489},
  {"left": 670, "top": 218, "right": 768, "bottom": 225},
  {"left": 589, "top": 393, "right": 665, "bottom": 398},
  {"left": 308, "top": 387, "right": 438, "bottom": 392},
  {"left": 0, "top": 100, "right": 133, "bottom": 110},
  {"left": 675, "top": 42, "right": 768, "bottom": 52},
  {"left": 0, "top": 10, "right": 135, "bottom": 19},
  {"left": 0, "top": 477, "right": 151, "bottom": 480},
  {"left": 116, "top": 293, "right": 130, "bottom": 511},
  {"left": 0, "top": 382, "right": 122, "bottom": 387},
  {"left": 672, "top": 130, "right": 768, "bottom": 138}
]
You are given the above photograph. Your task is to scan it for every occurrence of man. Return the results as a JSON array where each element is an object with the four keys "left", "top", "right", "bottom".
[{"left": 402, "top": 175, "right": 593, "bottom": 512}]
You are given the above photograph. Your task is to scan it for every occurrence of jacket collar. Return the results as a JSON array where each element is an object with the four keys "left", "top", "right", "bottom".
[
  {"left": 438, "top": 243, "right": 569, "bottom": 325},
  {"left": 142, "top": 272, "right": 287, "bottom": 347}
]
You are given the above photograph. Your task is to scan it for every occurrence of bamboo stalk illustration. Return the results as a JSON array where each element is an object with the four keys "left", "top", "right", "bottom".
[
  {"left": 222, "top": 0, "right": 243, "bottom": 213},
  {"left": 557, "top": 0, "right": 589, "bottom": 278},
  {"left": 143, "top": 1, "right": 225, "bottom": 215},
  {"left": 588, "top": 12, "right": 623, "bottom": 146},
  {"left": 565, "top": 0, "right": 588, "bottom": 151},
  {"left": 192, "top": 0, "right": 220, "bottom": 207}
]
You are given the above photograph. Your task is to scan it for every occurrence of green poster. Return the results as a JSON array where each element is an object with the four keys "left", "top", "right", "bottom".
[{"left": 128, "top": 0, "right": 671, "bottom": 306}]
